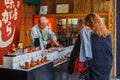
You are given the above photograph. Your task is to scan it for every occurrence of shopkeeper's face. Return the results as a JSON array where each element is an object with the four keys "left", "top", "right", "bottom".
[
  {"left": 39, "top": 23, "right": 46, "bottom": 29},
  {"left": 39, "top": 18, "right": 48, "bottom": 29},
  {"left": 39, "top": 21, "right": 48, "bottom": 29}
]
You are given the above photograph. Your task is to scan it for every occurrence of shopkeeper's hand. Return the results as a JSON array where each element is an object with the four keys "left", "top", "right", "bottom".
[
  {"left": 47, "top": 39, "right": 52, "bottom": 45},
  {"left": 51, "top": 41, "right": 60, "bottom": 47}
]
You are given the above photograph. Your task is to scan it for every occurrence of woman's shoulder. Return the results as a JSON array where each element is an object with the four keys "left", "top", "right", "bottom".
[
  {"left": 106, "top": 34, "right": 111, "bottom": 38},
  {"left": 91, "top": 33, "right": 111, "bottom": 38},
  {"left": 106, "top": 34, "right": 112, "bottom": 41}
]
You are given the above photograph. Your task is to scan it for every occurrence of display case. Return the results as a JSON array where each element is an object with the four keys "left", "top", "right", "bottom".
[
  {"left": 55, "top": 18, "right": 67, "bottom": 39},
  {"left": 56, "top": 18, "right": 79, "bottom": 39}
]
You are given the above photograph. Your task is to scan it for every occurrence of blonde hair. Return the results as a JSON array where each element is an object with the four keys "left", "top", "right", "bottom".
[{"left": 84, "top": 13, "right": 110, "bottom": 38}]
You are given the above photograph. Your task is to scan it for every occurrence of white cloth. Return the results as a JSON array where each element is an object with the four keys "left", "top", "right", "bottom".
[
  {"left": 80, "top": 27, "right": 93, "bottom": 62},
  {"left": 30, "top": 24, "right": 57, "bottom": 48}
]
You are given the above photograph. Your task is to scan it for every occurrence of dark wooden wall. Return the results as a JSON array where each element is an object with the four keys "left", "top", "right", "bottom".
[
  {"left": 54, "top": 0, "right": 74, "bottom": 13},
  {"left": 74, "top": 0, "right": 114, "bottom": 13},
  {"left": 40, "top": 0, "right": 55, "bottom": 14},
  {"left": 40, "top": 0, "right": 114, "bottom": 14},
  {"left": 20, "top": 3, "right": 37, "bottom": 47},
  {"left": 40, "top": 0, "right": 74, "bottom": 14}
]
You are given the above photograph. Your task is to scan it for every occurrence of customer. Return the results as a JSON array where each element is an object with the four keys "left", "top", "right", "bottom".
[
  {"left": 68, "top": 13, "right": 112, "bottom": 80},
  {"left": 72, "top": 19, "right": 86, "bottom": 44},
  {"left": 77, "top": 19, "right": 85, "bottom": 35},
  {"left": 30, "top": 16, "right": 59, "bottom": 48},
  {"left": 84, "top": 13, "right": 112, "bottom": 80},
  {"left": 68, "top": 19, "right": 88, "bottom": 80}
]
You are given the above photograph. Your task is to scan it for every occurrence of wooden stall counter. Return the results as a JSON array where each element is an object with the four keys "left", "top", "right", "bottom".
[
  {"left": 0, "top": 61, "right": 54, "bottom": 80},
  {"left": 1, "top": 45, "right": 74, "bottom": 80}
]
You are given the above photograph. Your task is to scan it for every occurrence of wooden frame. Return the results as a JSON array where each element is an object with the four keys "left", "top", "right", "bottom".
[
  {"left": 39, "top": 6, "right": 48, "bottom": 14},
  {"left": 56, "top": 4, "right": 69, "bottom": 13}
]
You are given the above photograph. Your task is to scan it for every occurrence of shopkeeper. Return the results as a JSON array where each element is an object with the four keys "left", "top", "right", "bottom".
[{"left": 30, "top": 16, "right": 59, "bottom": 48}]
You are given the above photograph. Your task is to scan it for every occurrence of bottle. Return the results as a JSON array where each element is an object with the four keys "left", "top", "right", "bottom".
[
  {"left": 11, "top": 43, "right": 16, "bottom": 53},
  {"left": 25, "top": 61, "right": 30, "bottom": 69},
  {"left": 18, "top": 42, "right": 23, "bottom": 49},
  {"left": 30, "top": 59, "right": 35, "bottom": 67}
]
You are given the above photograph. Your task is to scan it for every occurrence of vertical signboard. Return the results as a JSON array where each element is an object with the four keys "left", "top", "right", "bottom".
[{"left": 0, "top": 0, "right": 22, "bottom": 64}]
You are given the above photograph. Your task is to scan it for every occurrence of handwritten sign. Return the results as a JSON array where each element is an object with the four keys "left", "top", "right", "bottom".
[{"left": 0, "top": 0, "right": 22, "bottom": 64}]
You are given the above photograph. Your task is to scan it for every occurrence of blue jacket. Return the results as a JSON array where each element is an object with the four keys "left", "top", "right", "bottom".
[{"left": 80, "top": 27, "right": 92, "bottom": 62}]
